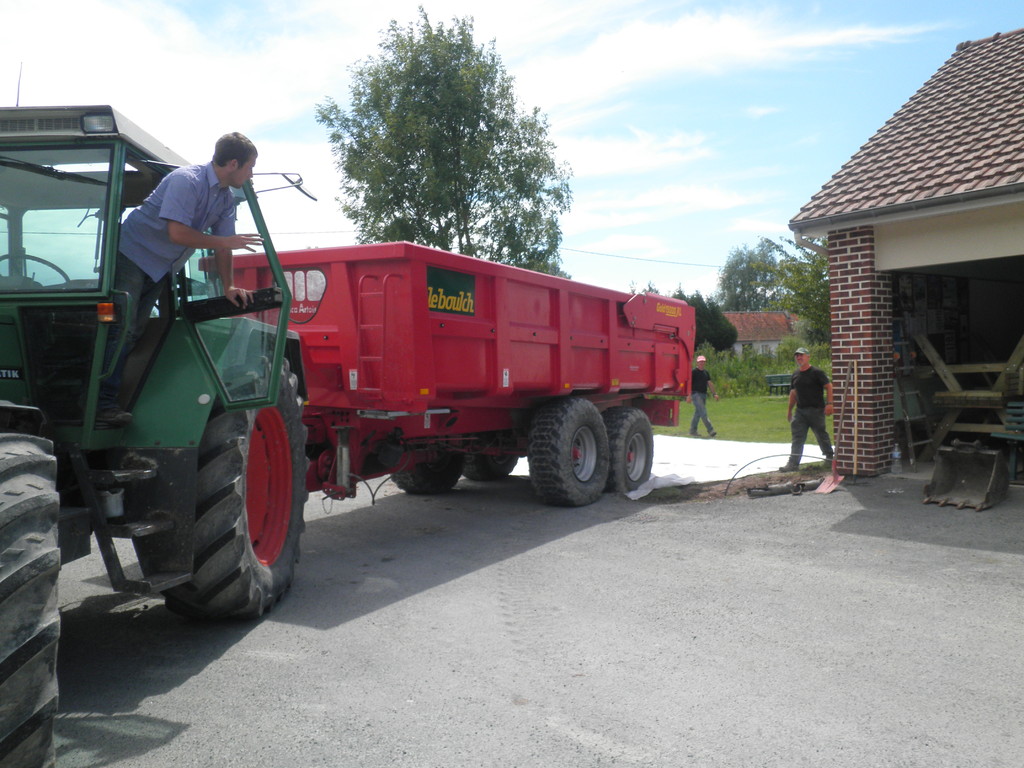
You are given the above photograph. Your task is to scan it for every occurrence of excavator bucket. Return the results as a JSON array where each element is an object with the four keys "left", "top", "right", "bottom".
[{"left": 923, "top": 440, "right": 1010, "bottom": 511}]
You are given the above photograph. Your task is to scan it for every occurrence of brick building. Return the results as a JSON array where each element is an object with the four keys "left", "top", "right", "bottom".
[{"left": 790, "top": 28, "right": 1024, "bottom": 476}]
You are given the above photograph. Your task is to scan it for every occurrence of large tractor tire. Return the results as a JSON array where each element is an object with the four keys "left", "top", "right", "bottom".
[
  {"left": 461, "top": 454, "right": 520, "bottom": 482},
  {"left": 528, "top": 398, "right": 610, "bottom": 507},
  {"left": 392, "top": 454, "right": 465, "bottom": 494},
  {"left": 602, "top": 407, "right": 654, "bottom": 493},
  {"left": 163, "top": 363, "right": 308, "bottom": 619},
  {"left": 0, "top": 434, "right": 59, "bottom": 768}
]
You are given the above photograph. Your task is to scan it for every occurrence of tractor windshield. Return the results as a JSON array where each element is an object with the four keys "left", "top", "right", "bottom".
[{"left": 0, "top": 146, "right": 113, "bottom": 292}]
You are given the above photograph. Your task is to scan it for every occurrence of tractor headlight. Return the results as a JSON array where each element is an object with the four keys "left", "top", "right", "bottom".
[{"left": 81, "top": 113, "right": 116, "bottom": 134}]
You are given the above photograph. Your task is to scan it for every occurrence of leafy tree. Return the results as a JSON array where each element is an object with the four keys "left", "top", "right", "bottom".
[
  {"left": 762, "top": 236, "right": 831, "bottom": 343},
  {"left": 673, "top": 289, "right": 737, "bottom": 351},
  {"left": 714, "top": 241, "right": 781, "bottom": 310},
  {"left": 629, "top": 280, "right": 662, "bottom": 295},
  {"left": 315, "top": 9, "right": 572, "bottom": 275}
]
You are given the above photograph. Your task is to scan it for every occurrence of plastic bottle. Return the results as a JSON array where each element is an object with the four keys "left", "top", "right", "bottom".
[{"left": 891, "top": 446, "right": 903, "bottom": 474}]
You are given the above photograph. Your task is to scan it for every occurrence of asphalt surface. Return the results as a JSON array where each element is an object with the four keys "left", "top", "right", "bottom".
[{"left": 54, "top": 465, "right": 1024, "bottom": 767}]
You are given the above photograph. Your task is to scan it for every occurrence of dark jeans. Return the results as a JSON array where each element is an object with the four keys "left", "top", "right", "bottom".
[
  {"left": 789, "top": 406, "right": 833, "bottom": 463},
  {"left": 98, "top": 253, "right": 165, "bottom": 409}
]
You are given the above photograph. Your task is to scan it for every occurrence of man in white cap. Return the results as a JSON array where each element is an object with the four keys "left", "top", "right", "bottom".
[
  {"left": 781, "top": 347, "right": 834, "bottom": 471},
  {"left": 686, "top": 354, "right": 719, "bottom": 437}
]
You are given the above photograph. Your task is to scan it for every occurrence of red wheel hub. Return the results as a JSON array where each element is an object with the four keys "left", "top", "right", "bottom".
[{"left": 245, "top": 407, "right": 292, "bottom": 565}]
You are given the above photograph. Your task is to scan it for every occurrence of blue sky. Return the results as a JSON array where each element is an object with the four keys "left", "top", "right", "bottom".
[{"left": 3, "top": 1, "right": 1021, "bottom": 296}]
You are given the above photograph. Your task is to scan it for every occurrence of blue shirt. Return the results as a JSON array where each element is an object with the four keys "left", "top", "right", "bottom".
[{"left": 119, "top": 162, "right": 237, "bottom": 280}]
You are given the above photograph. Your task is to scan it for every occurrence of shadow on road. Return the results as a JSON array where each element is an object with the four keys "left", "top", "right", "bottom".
[
  {"left": 833, "top": 473, "right": 1024, "bottom": 556},
  {"left": 55, "top": 590, "right": 257, "bottom": 766},
  {"left": 269, "top": 475, "right": 637, "bottom": 630}
]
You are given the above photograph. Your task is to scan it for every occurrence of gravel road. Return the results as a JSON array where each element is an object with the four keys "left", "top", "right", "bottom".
[{"left": 54, "top": 470, "right": 1024, "bottom": 767}]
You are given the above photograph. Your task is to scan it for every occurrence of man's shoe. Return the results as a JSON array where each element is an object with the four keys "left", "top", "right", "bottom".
[
  {"left": 96, "top": 407, "right": 133, "bottom": 428},
  {"left": 709, "top": 431, "right": 717, "bottom": 437},
  {"left": 778, "top": 463, "right": 800, "bottom": 472},
  {"left": 688, "top": 431, "right": 699, "bottom": 437}
]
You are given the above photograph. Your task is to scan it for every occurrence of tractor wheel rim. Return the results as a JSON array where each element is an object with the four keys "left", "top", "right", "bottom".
[
  {"left": 570, "top": 426, "right": 598, "bottom": 481},
  {"left": 246, "top": 407, "right": 292, "bottom": 565}
]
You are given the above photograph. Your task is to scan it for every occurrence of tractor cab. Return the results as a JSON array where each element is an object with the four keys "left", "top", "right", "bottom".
[{"left": 0, "top": 106, "right": 291, "bottom": 445}]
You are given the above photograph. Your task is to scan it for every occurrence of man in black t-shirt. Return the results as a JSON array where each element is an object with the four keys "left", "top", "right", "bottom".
[
  {"left": 687, "top": 355, "right": 719, "bottom": 437},
  {"left": 781, "top": 347, "right": 834, "bottom": 471}
]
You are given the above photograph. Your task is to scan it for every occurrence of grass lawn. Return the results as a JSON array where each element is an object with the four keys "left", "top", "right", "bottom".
[{"left": 656, "top": 395, "right": 834, "bottom": 444}]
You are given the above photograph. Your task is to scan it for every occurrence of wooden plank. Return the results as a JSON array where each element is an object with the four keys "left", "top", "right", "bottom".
[
  {"left": 932, "top": 390, "right": 1005, "bottom": 408},
  {"left": 920, "top": 363, "right": 1005, "bottom": 374},
  {"left": 920, "top": 408, "right": 960, "bottom": 463},
  {"left": 992, "top": 332, "right": 1024, "bottom": 394},
  {"left": 949, "top": 423, "right": 1007, "bottom": 433},
  {"left": 913, "top": 334, "right": 962, "bottom": 392}
]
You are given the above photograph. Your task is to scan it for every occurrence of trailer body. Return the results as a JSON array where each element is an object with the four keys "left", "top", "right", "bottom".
[{"left": 242, "top": 241, "right": 695, "bottom": 502}]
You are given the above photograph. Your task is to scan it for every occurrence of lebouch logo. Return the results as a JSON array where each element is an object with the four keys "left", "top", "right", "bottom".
[
  {"left": 656, "top": 302, "right": 682, "bottom": 318},
  {"left": 427, "top": 266, "right": 475, "bottom": 316},
  {"left": 285, "top": 269, "right": 327, "bottom": 324}
]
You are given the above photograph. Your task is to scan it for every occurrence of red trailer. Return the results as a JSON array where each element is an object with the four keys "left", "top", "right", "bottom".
[{"left": 256, "top": 242, "right": 694, "bottom": 506}]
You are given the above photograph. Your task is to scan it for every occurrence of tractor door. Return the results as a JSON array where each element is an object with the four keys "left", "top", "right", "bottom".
[{"left": 177, "top": 183, "right": 291, "bottom": 411}]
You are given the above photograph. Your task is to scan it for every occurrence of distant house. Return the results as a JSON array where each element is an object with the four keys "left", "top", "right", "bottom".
[
  {"left": 789, "top": 27, "right": 1024, "bottom": 475},
  {"left": 722, "top": 311, "right": 798, "bottom": 356}
]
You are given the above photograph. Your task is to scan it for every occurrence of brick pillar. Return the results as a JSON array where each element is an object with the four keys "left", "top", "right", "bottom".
[{"left": 829, "top": 226, "right": 893, "bottom": 476}]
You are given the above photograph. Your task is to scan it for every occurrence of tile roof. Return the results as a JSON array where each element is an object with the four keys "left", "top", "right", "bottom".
[
  {"left": 791, "top": 27, "right": 1024, "bottom": 229},
  {"left": 722, "top": 311, "right": 797, "bottom": 341}
]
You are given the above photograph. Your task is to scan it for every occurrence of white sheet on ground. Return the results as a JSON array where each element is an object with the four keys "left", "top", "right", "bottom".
[{"left": 511, "top": 435, "right": 826, "bottom": 498}]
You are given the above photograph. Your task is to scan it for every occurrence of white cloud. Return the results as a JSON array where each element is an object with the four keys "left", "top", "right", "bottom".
[
  {"left": 1, "top": 1, "right": 928, "bottom": 151},
  {"left": 746, "top": 106, "right": 782, "bottom": 118},
  {"left": 511, "top": 9, "right": 934, "bottom": 118},
  {"left": 246, "top": 141, "right": 357, "bottom": 251},
  {"left": 564, "top": 183, "right": 761, "bottom": 235},
  {"left": 557, "top": 127, "right": 711, "bottom": 178},
  {"left": 728, "top": 217, "right": 789, "bottom": 237}
]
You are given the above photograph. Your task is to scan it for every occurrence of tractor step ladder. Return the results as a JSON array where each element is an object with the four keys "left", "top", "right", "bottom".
[{"left": 67, "top": 446, "right": 191, "bottom": 594}]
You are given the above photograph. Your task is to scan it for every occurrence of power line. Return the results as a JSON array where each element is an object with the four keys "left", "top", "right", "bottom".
[{"left": 560, "top": 247, "right": 719, "bottom": 269}]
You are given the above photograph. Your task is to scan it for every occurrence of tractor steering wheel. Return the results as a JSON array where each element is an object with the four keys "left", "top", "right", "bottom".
[{"left": 0, "top": 254, "right": 71, "bottom": 284}]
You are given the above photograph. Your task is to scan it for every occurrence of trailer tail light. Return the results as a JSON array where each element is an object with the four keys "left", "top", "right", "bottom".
[{"left": 97, "top": 303, "right": 116, "bottom": 323}]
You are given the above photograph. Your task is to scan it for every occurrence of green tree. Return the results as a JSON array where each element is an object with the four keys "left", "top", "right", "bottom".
[
  {"left": 714, "top": 241, "right": 781, "bottom": 310},
  {"left": 629, "top": 280, "right": 662, "bottom": 295},
  {"left": 674, "top": 289, "right": 737, "bottom": 351},
  {"left": 763, "top": 236, "right": 831, "bottom": 343},
  {"left": 315, "top": 9, "right": 572, "bottom": 275}
]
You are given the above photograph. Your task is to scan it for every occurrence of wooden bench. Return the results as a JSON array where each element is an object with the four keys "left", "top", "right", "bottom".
[
  {"left": 991, "top": 401, "right": 1024, "bottom": 480},
  {"left": 766, "top": 373, "right": 790, "bottom": 395}
]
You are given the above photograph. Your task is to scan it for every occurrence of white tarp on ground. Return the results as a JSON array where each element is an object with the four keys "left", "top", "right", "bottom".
[{"left": 512, "top": 435, "right": 828, "bottom": 497}]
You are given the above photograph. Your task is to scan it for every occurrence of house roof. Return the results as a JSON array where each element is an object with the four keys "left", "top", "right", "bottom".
[
  {"left": 791, "top": 27, "right": 1024, "bottom": 231},
  {"left": 722, "top": 311, "right": 797, "bottom": 342}
]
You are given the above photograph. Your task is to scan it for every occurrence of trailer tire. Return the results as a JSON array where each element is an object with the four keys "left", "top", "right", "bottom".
[
  {"left": 528, "top": 398, "right": 609, "bottom": 506},
  {"left": 393, "top": 454, "right": 465, "bottom": 494},
  {"left": 461, "top": 454, "right": 520, "bottom": 481},
  {"left": 602, "top": 407, "right": 654, "bottom": 492},
  {"left": 0, "top": 434, "right": 59, "bottom": 768},
  {"left": 163, "top": 363, "right": 308, "bottom": 619}
]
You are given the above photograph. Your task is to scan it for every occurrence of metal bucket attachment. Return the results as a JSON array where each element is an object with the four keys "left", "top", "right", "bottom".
[{"left": 923, "top": 440, "right": 1010, "bottom": 511}]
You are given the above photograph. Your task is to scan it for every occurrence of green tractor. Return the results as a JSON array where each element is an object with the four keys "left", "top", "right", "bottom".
[{"left": 0, "top": 106, "right": 309, "bottom": 767}]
